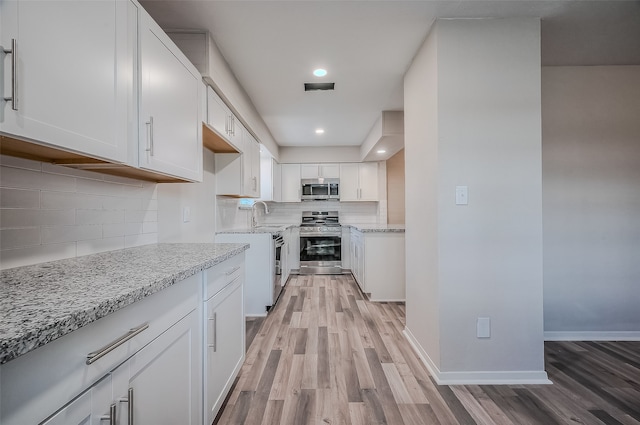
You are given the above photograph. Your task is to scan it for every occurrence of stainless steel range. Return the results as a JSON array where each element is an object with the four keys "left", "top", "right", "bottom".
[{"left": 299, "top": 211, "right": 342, "bottom": 274}]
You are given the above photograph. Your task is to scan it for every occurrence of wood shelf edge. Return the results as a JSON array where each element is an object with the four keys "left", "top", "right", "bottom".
[
  {"left": 0, "top": 134, "right": 188, "bottom": 183},
  {"left": 202, "top": 123, "right": 240, "bottom": 154}
]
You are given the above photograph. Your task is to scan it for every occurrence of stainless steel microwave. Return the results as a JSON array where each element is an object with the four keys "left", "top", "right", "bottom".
[{"left": 301, "top": 178, "right": 339, "bottom": 201}]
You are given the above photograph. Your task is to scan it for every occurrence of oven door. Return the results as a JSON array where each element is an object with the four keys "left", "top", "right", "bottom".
[{"left": 299, "top": 232, "right": 342, "bottom": 274}]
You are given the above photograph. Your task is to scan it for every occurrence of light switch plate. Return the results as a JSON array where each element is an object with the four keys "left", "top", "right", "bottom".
[
  {"left": 183, "top": 206, "right": 191, "bottom": 223},
  {"left": 477, "top": 317, "right": 491, "bottom": 338},
  {"left": 456, "top": 186, "right": 468, "bottom": 205}
]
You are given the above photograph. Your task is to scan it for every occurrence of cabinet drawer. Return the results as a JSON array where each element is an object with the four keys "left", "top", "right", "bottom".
[
  {"left": 0, "top": 273, "right": 200, "bottom": 425},
  {"left": 204, "top": 253, "right": 244, "bottom": 300}
]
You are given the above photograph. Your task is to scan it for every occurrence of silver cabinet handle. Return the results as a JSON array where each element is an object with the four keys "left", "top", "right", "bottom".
[
  {"left": 253, "top": 176, "right": 257, "bottom": 192},
  {"left": 145, "top": 116, "right": 154, "bottom": 156},
  {"left": 208, "top": 312, "right": 217, "bottom": 352},
  {"left": 225, "top": 115, "right": 229, "bottom": 135},
  {"left": 86, "top": 323, "right": 149, "bottom": 365},
  {"left": 3, "top": 39, "right": 17, "bottom": 111},
  {"left": 100, "top": 403, "right": 116, "bottom": 425},
  {"left": 118, "top": 388, "right": 134, "bottom": 425}
]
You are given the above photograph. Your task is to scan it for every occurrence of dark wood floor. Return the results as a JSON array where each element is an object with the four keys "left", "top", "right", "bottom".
[{"left": 216, "top": 274, "right": 640, "bottom": 425}]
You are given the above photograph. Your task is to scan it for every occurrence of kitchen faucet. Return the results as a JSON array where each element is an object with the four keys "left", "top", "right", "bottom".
[{"left": 251, "top": 201, "right": 269, "bottom": 227}]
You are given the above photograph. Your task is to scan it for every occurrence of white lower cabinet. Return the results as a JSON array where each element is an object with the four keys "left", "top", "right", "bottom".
[
  {"left": 2, "top": 253, "right": 246, "bottom": 425},
  {"left": 348, "top": 228, "right": 405, "bottom": 301},
  {"left": 204, "top": 274, "right": 244, "bottom": 424}
]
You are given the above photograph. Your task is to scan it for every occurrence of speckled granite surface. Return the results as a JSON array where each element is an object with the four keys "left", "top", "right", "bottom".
[
  {"left": 344, "top": 224, "right": 406, "bottom": 233},
  {"left": 0, "top": 243, "right": 248, "bottom": 364},
  {"left": 217, "top": 224, "right": 294, "bottom": 235}
]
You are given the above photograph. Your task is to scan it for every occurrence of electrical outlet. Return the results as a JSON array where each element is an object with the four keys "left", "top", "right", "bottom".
[
  {"left": 477, "top": 317, "right": 491, "bottom": 338},
  {"left": 183, "top": 206, "right": 191, "bottom": 223}
]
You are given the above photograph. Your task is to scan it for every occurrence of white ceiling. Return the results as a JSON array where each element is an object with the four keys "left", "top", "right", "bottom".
[{"left": 140, "top": 0, "right": 640, "bottom": 152}]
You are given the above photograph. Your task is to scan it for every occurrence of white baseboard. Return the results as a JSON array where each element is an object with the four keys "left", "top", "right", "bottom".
[
  {"left": 403, "top": 327, "right": 552, "bottom": 386},
  {"left": 368, "top": 298, "right": 406, "bottom": 303},
  {"left": 245, "top": 313, "right": 268, "bottom": 318},
  {"left": 544, "top": 331, "right": 640, "bottom": 341}
]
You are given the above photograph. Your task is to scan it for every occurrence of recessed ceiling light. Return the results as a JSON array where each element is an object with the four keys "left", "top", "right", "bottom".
[
  {"left": 315, "top": 129, "right": 325, "bottom": 134},
  {"left": 313, "top": 68, "right": 327, "bottom": 77},
  {"left": 377, "top": 149, "right": 386, "bottom": 154}
]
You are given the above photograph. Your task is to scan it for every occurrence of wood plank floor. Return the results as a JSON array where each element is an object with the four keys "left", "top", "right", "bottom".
[{"left": 215, "top": 274, "right": 640, "bottom": 425}]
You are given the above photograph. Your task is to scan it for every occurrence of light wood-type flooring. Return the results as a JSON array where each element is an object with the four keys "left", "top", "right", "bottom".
[{"left": 215, "top": 274, "right": 640, "bottom": 425}]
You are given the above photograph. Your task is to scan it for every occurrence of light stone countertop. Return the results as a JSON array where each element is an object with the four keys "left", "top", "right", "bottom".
[
  {"left": 344, "top": 224, "right": 406, "bottom": 233},
  {"left": 0, "top": 243, "right": 248, "bottom": 364},
  {"left": 216, "top": 224, "right": 296, "bottom": 235}
]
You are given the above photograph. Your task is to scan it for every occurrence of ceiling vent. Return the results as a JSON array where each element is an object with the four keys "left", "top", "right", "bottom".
[{"left": 304, "top": 82, "right": 335, "bottom": 91}]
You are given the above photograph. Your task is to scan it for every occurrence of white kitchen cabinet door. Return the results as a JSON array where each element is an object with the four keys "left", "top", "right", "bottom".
[
  {"left": 205, "top": 277, "right": 244, "bottom": 424},
  {"left": 280, "top": 164, "right": 301, "bottom": 202},
  {"left": 123, "top": 309, "right": 201, "bottom": 425},
  {"left": 358, "top": 162, "right": 379, "bottom": 201},
  {"left": 1, "top": 0, "right": 134, "bottom": 163},
  {"left": 243, "top": 131, "right": 261, "bottom": 198},
  {"left": 40, "top": 391, "right": 91, "bottom": 425},
  {"left": 339, "top": 163, "right": 379, "bottom": 201},
  {"left": 300, "top": 163, "right": 340, "bottom": 179},
  {"left": 273, "top": 160, "right": 282, "bottom": 202},
  {"left": 139, "top": 11, "right": 203, "bottom": 182},
  {"left": 339, "top": 163, "right": 360, "bottom": 201}
]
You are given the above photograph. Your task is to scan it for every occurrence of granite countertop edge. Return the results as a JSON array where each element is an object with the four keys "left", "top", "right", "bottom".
[
  {"left": 0, "top": 243, "right": 249, "bottom": 365},
  {"left": 343, "top": 224, "right": 406, "bottom": 233}
]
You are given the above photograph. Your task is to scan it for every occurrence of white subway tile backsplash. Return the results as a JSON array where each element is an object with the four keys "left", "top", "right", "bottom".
[
  {"left": 0, "top": 188, "right": 40, "bottom": 208},
  {"left": 103, "top": 223, "right": 127, "bottom": 238},
  {"left": 0, "top": 228, "right": 41, "bottom": 249},
  {"left": 142, "top": 221, "right": 158, "bottom": 234},
  {"left": 76, "top": 209, "right": 125, "bottom": 225},
  {"left": 125, "top": 233, "right": 157, "bottom": 248},
  {"left": 0, "top": 155, "right": 42, "bottom": 171},
  {"left": 0, "top": 242, "right": 76, "bottom": 270},
  {"left": 42, "top": 225, "right": 103, "bottom": 244},
  {"left": 77, "top": 178, "right": 126, "bottom": 197},
  {"left": 77, "top": 237, "right": 125, "bottom": 257},
  {"left": 1, "top": 156, "right": 158, "bottom": 269},
  {"left": 0, "top": 166, "right": 43, "bottom": 190},
  {"left": 1, "top": 209, "right": 75, "bottom": 228}
]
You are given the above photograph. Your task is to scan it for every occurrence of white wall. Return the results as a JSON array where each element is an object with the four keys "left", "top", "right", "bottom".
[
  {"left": 0, "top": 156, "right": 158, "bottom": 269},
  {"left": 278, "top": 146, "right": 362, "bottom": 163},
  {"left": 404, "top": 18, "right": 547, "bottom": 384},
  {"left": 157, "top": 149, "right": 217, "bottom": 243},
  {"left": 542, "top": 65, "right": 640, "bottom": 339},
  {"left": 404, "top": 23, "right": 441, "bottom": 370}
]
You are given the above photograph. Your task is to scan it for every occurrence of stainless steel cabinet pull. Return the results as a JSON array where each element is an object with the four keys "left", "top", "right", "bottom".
[
  {"left": 86, "top": 323, "right": 149, "bottom": 365},
  {"left": 100, "top": 403, "right": 116, "bottom": 425},
  {"left": 225, "top": 115, "right": 229, "bottom": 135},
  {"left": 3, "top": 39, "right": 17, "bottom": 110},
  {"left": 208, "top": 313, "right": 217, "bottom": 352},
  {"left": 145, "top": 116, "right": 154, "bottom": 156},
  {"left": 225, "top": 266, "right": 241, "bottom": 276},
  {"left": 118, "top": 387, "right": 134, "bottom": 425}
]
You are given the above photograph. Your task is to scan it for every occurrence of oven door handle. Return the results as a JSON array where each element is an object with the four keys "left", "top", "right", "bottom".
[{"left": 300, "top": 232, "right": 342, "bottom": 237}]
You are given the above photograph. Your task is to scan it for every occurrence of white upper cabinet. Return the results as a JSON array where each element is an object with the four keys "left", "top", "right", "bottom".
[
  {"left": 243, "top": 130, "right": 261, "bottom": 198},
  {"left": 280, "top": 164, "right": 301, "bottom": 202},
  {"left": 215, "top": 125, "right": 261, "bottom": 198},
  {"left": 1, "top": 0, "right": 134, "bottom": 163},
  {"left": 206, "top": 87, "right": 242, "bottom": 151},
  {"left": 139, "top": 10, "right": 203, "bottom": 182},
  {"left": 300, "top": 163, "right": 340, "bottom": 179},
  {"left": 339, "top": 162, "right": 379, "bottom": 201}
]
